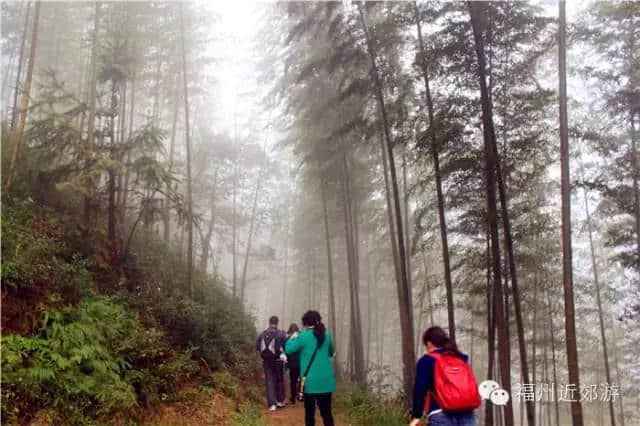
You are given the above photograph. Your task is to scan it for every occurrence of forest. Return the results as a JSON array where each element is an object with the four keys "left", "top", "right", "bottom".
[{"left": 1, "top": 1, "right": 638, "bottom": 426}]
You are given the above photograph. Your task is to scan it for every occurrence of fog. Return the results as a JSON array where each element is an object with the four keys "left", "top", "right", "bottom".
[{"left": 2, "top": 2, "right": 638, "bottom": 425}]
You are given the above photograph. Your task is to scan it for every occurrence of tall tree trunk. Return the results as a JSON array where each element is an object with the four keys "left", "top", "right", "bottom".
[
  {"left": 558, "top": 3, "right": 584, "bottom": 424},
  {"left": 630, "top": 111, "right": 640, "bottom": 258},
  {"left": 532, "top": 272, "right": 538, "bottom": 390},
  {"left": 83, "top": 1, "right": 100, "bottom": 231},
  {"left": 542, "top": 320, "right": 550, "bottom": 426},
  {"left": 6, "top": 0, "right": 41, "bottom": 193},
  {"left": 366, "top": 246, "right": 375, "bottom": 369},
  {"left": 629, "top": 14, "right": 639, "bottom": 260},
  {"left": 163, "top": 79, "right": 179, "bottom": 242},
  {"left": 116, "top": 80, "right": 126, "bottom": 212},
  {"left": 545, "top": 281, "right": 561, "bottom": 426},
  {"left": 492, "top": 74, "right": 535, "bottom": 426},
  {"left": 402, "top": 152, "right": 415, "bottom": 341},
  {"left": 414, "top": 1, "right": 456, "bottom": 343},
  {"left": 321, "top": 182, "right": 337, "bottom": 345},
  {"left": 240, "top": 128, "right": 270, "bottom": 302},
  {"left": 231, "top": 102, "right": 239, "bottom": 297},
  {"left": 281, "top": 195, "right": 290, "bottom": 323},
  {"left": 107, "top": 78, "right": 117, "bottom": 249},
  {"left": 10, "top": 2, "right": 31, "bottom": 132},
  {"left": 611, "top": 323, "right": 625, "bottom": 426},
  {"left": 179, "top": 3, "right": 193, "bottom": 298},
  {"left": 121, "top": 74, "right": 135, "bottom": 226},
  {"left": 485, "top": 224, "right": 495, "bottom": 426},
  {"left": 340, "top": 150, "right": 365, "bottom": 387},
  {"left": 580, "top": 164, "right": 616, "bottom": 426},
  {"left": 468, "top": 3, "right": 513, "bottom": 424},
  {"left": 2, "top": 36, "right": 17, "bottom": 112},
  {"left": 199, "top": 169, "right": 218, "bottom": 273},
  {"left": 357, "top": 3, "right": 415, "bottom": 401},
  {"left": 485, "top": 2, "right": 534, "bottom": 421}
]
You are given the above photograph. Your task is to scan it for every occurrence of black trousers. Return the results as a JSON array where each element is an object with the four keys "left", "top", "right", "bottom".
[
  {"left": 288, "top": 365, "right": 300, "bottom": 403},
  {"left": 304, "top": 392, "right": 334, "bottom": 426},
  {"left": 263, "top": 360, "right": 285, "bottom": 406}
]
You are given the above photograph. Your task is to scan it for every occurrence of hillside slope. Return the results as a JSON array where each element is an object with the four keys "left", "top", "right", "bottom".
[{"left": 1, "top": 197, "right": 264, "bottom": 425}]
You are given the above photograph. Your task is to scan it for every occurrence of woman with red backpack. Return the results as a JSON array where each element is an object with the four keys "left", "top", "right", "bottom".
[{"left": 409, "top": 327, "right": 481, "bottom": 426}]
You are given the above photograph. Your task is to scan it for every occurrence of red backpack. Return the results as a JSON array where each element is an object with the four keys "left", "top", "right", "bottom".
[{"left": 425, "top": 351, "right": 481, "bottom": 412}]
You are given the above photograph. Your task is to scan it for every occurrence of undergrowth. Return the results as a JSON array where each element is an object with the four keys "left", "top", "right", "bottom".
[
  {"left": 335, "top": 382, "right": 407, "bottom": 426},
  {"left": 1, "top": 197, "right": 261, "bottom": 424}
]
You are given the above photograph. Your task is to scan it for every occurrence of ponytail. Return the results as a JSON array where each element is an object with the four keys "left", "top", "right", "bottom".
[
  {"left": 302, "top": 310, "right": 326, "bottom": 346},
  {"left": 423, "top": 326, "right": 462, "bottom": 357}
]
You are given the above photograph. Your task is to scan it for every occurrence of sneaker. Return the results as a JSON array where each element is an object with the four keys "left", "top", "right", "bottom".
[
  {"left": 276, "top": 402, "right": 285, "bottom": 408},
  {"left": 269, "top": 405, "right": 277, "bottom": 411}
]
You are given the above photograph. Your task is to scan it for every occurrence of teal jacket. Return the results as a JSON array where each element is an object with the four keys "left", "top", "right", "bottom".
[{"left": 285, "top": 329, "right": 336, "bottom": 394}]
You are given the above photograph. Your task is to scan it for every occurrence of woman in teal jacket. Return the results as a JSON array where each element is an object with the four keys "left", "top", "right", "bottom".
[{"left": 285, "top": 310, "right": 336, "bottom": 426}]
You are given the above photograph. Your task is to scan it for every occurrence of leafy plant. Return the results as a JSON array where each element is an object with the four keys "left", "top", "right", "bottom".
[
  {"left": 2, "top": 298, "right": 139, "bottom": 423},
  {"left": 231, "top": 403, "right": 266, "bottom": 426},
  {"left": 335, "top": 383, "right": 407, "bottom": 426}
]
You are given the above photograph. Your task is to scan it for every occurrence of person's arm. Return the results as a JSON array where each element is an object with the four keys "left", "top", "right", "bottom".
[
  {"left": 256, "top": 331, "right": 263, "bottom": 352},
  {"left": 285, "top": 331, "right": 303, "bottom": 355},
  {"left": 411, "top": 356, "right": 434, "bottom": 420}
]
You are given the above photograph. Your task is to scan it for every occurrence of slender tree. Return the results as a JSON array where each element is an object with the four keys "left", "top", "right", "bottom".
[
  {"left": 83, "top": 1, "right": 100, "bottom": 230},
  {"left": 321, "top": 181, "right": 337, "bottom": 344},
  {"left": 240, "top": 127, "right": 270, "bottom": 302},
  {"left": 6, "top": 0, "right": 41, "bottom": 193},
  {"left": 9, "top": 2, "right": 31, "bottom": 133},
  {"left": 179, "top": 3, "right": 193, "bottom": 297},
  {"left": 468, "top": 2, "right": 514, "bottom": 424},
  {"left": 559, "top": 2, "right": 584, "bottom": 425},
  {"left": 357, "top": 2, "right": 415, "bottom": 401},
  {"left": 579, "top": 157, "right": 615, "bottom": 426},
  {"left": 413, "top": 1, "right": 456, "bottom": 343}
]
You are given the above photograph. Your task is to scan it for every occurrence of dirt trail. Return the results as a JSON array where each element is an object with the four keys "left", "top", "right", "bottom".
[{"left": 260, "top": 402, "right": 349, "bottom": 426}]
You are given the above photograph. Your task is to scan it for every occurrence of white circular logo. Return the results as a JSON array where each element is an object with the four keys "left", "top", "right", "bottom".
[
  {"left": 478, "top": 380, "right": 510, "bottom": 406},
  {"left": 489, "top": 388, "right": 510, "bottom": 406},
  {"left": 478, "top": 380, "right": 501, "bottom": 400}
]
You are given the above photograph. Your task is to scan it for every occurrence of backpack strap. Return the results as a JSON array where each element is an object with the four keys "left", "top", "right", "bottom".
[
  {"left": 427, "top": 351, "right": 443, "bottom": 361},
  {"left": 303, "top": 341, "right": 320, "bottom": 378},
  {"left": 423, "top": 352, "right": 441, "bottom": 414}
]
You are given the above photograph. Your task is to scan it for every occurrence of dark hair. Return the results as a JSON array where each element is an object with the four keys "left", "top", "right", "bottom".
[
  {"left": 269, "top": 315, "right": 279, "bottom": 326},
  {"left": 423, "top": 326, "right": 462, "bottom": 357},
  {"left": 287, "top": 323, "right": 299, "bottom": 335},
  {"left": 301, "top": 310, "right": 325, "bottom": 346}
]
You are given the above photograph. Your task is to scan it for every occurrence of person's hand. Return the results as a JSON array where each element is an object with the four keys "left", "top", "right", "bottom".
[
  {"left": 409, "top": 419, "right": 421, "bottom": 426},
  {"left": 279, "top": 353, "right": 287, "bottom": 362},
  {"left": 290, "top": 331, "right": 299, "bottom": 339}
]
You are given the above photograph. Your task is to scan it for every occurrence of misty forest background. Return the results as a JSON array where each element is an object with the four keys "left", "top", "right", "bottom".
[{"left": 1, "top": 1, "right": 639, "bottom": 426}]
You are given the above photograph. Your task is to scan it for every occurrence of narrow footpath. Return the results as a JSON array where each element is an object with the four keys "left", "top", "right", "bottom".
[{"left": 260, "top": 401, "right": 348, "bottom": 426}]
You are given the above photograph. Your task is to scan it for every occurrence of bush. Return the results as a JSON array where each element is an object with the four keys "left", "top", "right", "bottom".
[
  {"left": 125, "top": 231, "right": 259, "bottom": 375},
  {"left": 1, "top": 298, "right": 138, "bottom": 423},
  {"left": 1, "top": 199, "right": 93, "bottom": 333},
  {"left": 335, "top": 383, "right": 407, "bottom": 426},
  {"left": 1, "top": 296, "right": 203, "bottom": 424},
  {"left": 1, "top": 194, "right": 261, "bottom": 423},
  {"left": 231, "top": 403, "right": 266, "bottom": 426}
]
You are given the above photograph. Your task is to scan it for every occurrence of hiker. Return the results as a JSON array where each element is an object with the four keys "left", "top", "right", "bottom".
[
  {"left": 286, "top": 323, "right": 301, "bottom": 404},
  {"left": 285, "top": 310, "right": 335, "bottom": 426},
  {"left": 256, "top": 315, "right": 287, "bottom": 411},
  {"left": 409, "top": 326, "right": 480, "bottom": 426}
]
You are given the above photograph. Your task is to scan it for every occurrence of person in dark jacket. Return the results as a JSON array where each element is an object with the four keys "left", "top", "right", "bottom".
[
  {"left": 286, "top": 323, "right": 301, "bottom": 404},
  {"left": 410, "top": 326, "right": 475, "bottom": 426},
  {"left": 256, "top": 315, "right": 287, "bottom": 411}
]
